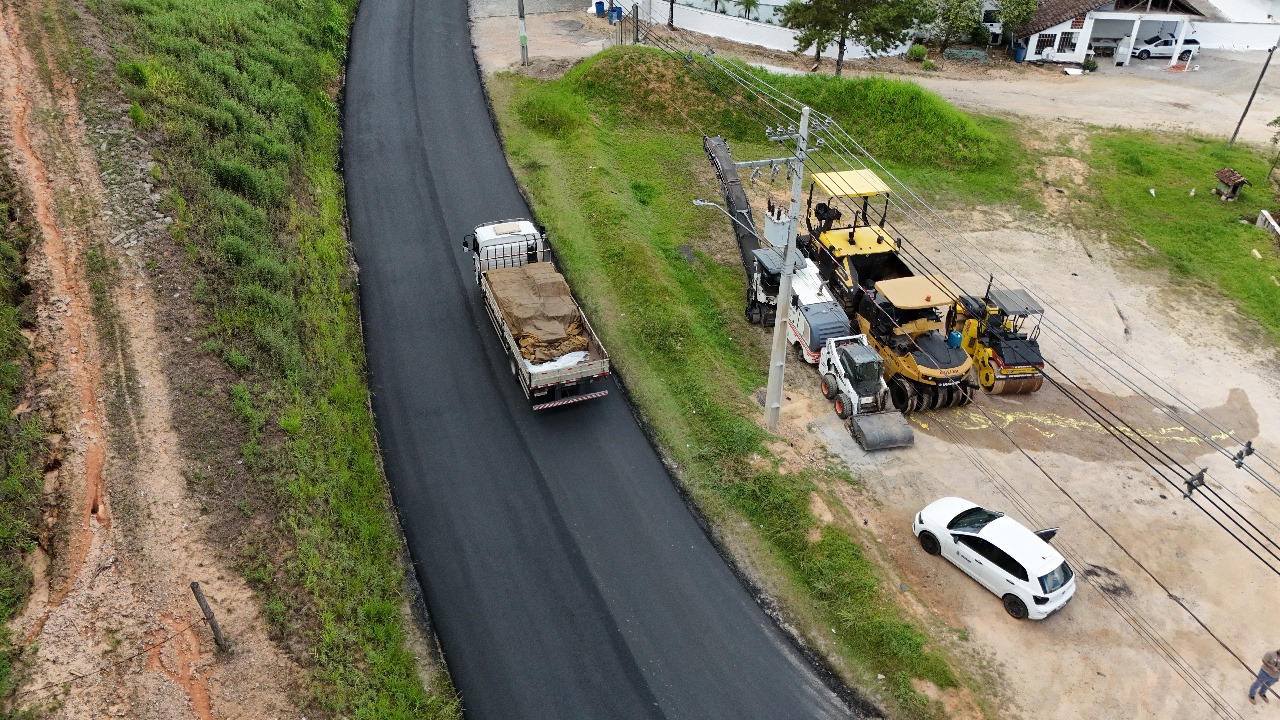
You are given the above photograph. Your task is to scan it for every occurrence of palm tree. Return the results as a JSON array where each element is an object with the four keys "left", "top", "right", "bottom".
[{"left": 739, "top": 0, "right": 760, "bottom": 20}]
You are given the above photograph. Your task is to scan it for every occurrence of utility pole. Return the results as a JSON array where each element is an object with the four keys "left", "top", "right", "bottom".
[
  {"left": 1229, "top": 37, "right": 1279, "bottom": 146},
  {"left": 749, "top": 107, "right": 811, "bottom": 432},
  {"left": 518, "top": 0, "right": 529, "bottom": 66}
]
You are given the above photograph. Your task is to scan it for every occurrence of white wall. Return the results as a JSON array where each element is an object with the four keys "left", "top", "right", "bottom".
[
  {"left": 641, "top": 2, "right": 879, "bottom": 57},
  {"left": 1025, "top": 19, "right": 1093, "bottom": 62},
  {"left": 1191, "top": 21, "right": 1280, "bottom": 49}
]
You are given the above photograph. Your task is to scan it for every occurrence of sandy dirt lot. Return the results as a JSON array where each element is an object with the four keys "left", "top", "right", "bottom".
[{"left": 473, "top": 11, "right": 1280, "bottom": 720}]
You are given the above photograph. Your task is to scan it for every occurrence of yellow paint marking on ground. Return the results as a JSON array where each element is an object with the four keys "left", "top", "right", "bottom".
[{"left": 940, "top": 407, "right": 1230, "bottom": 445}]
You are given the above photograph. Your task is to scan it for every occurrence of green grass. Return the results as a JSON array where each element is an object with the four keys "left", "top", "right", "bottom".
[
  {"left": 493, "top": 55, "right": 974, "bottom": 717},
  {"left": 73, "top": 0, "right": 460, "bottom": 716},
  {"left": 1082, "top": 132, "right": 1280, "bottom": 339},
  {"left": 0, "top": 152, "right": 47, "bottom": 704},
  {"left": 562, "top": 47, "right": 1031, "bottom": 205}
]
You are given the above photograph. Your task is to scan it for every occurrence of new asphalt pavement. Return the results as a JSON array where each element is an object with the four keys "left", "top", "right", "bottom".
[{"left": 342, "top": 0, "right": 862, "bottom": 716}]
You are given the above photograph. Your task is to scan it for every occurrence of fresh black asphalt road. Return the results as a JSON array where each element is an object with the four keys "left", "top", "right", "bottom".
[{"left": 342, "top": 0, "right": 859, "bottom": 716}]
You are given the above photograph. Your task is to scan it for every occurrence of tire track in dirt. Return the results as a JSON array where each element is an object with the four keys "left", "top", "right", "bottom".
[{"left": 0, "top": 2, "right": 304, "bottom": 717}]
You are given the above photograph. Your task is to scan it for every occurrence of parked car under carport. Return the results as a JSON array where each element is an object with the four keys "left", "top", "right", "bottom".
[{"left": 1131, "top": 33, "right": 1200, "bottom": 61}]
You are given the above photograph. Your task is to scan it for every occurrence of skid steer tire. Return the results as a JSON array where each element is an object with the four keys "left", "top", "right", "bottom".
[
  {"left": 821, "top": 374, "right": 839, "bottom": 400},
  {"left": 834, "top": 393, "right": 853, "bottom": 419}
]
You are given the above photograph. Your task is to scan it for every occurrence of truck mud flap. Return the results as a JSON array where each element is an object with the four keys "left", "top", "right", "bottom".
[
  {"left": 532, "top": 390, "right": 609, "bottom": 411},
  {"left": 849, "top": 412, "right": 915, "bottom": 451}
]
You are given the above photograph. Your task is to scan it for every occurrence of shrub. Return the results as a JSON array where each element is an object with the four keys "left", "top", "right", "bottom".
[
  {"left": 906, "top": 44, "right": 927, "bottom": 62},
  {"left": 922, "top": 59, "right": 937, "bottom": 71},
  {"left": 1082, "top": 56, "right": 1099, "bottom": 72}
]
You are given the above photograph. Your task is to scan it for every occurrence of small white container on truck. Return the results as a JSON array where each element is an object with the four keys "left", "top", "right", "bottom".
[{"left": 463, "top": 219, "right": 611, "bottom": 410}]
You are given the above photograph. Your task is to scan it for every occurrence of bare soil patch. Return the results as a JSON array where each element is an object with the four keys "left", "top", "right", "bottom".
[{"left": 0, "top": 1, "right": 303, "bottom": 716}]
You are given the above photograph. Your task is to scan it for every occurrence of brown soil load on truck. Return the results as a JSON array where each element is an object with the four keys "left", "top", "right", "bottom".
[{"left": 488, "top": 263, "right": 589, "bottom": 362}]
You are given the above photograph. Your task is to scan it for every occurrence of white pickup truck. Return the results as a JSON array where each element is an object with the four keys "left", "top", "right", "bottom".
[{"left": 463, "top": 219, "right": 611, "bottom": 410}]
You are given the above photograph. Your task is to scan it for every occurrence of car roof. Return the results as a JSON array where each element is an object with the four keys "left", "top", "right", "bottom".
[
  {"left": 979, "top": 517, "right": 1065, "bottom": 577},
  {"left": 922, "top": 496, "right": 978, "bottom": 521}
]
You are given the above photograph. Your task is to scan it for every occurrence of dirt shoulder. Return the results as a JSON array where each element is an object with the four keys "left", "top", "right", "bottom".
[{"left": 0, "top": 2, "right": 302, "bottom": 716}]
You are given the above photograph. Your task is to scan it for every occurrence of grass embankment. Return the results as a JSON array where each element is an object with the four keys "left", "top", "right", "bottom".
[
  {"left": 494, "top": 46, "right": 1021, "bottom": 717},
  {"left": 1082, "top": 132, "right": 1280, "bottom": 339},
  {"left": 0, "top": 155, "right": 47, "bottom": 701},
  {"left": 72, "top": 0, "right": 458, "bottom": 715}
]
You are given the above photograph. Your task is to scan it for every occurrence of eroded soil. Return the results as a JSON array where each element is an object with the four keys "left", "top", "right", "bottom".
[{"left": 0, "top": 1, "right": 303, "bottom": 716}]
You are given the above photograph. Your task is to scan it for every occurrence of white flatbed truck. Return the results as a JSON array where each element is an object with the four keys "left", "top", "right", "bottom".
[{"left": 463, "top": 219, "right": 611, "bottom": 410}]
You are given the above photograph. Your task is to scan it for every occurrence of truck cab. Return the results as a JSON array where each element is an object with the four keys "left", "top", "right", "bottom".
[{"left": 465, "top": 219, "right": 550, "bottom": 279}]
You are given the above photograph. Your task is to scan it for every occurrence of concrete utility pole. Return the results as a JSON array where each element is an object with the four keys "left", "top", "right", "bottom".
[
  {"left": 518, "top": 0, "right": 529, "bottom": 66},
  {"left": 1229, "top": 36, "right": 1279, "bottom": 146},
  {"left": 752, "top": 107, "right": 811, "bottom": 432}
]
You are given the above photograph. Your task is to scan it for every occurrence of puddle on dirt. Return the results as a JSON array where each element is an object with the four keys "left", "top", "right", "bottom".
[{"left": 912, "top": 384, "right": 1257, "bottom": 463}]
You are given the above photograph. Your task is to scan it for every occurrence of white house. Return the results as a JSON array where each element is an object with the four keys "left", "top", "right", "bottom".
[{"left": 1013, "top": 0, "right": 1279, "bottom": 64}]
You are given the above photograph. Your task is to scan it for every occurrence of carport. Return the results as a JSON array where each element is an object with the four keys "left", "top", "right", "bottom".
[{"left": 1090, "top": 12, "right": 1196, "bottom": 67}]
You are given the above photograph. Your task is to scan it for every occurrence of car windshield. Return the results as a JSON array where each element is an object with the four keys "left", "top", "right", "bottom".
[
  {"left": 1039, "top": 562, "right": 1073, "bottom": 593},
  {"left": 1144, "top": 34, "right": 1163, "bottom": 44},
  {"left": 946, "top": 506, "right": 1003, "bottom": 532}
]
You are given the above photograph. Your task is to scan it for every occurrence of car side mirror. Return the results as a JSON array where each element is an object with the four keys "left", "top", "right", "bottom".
[
  {"left": 462, "top": 233, "right": 474, "bottom": 251},
  {"left": 1034, "top": 527, "right": 1059, "bottom": 543}
]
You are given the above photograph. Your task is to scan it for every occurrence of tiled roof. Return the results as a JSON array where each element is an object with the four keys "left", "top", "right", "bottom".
[
  {"left": 1025, "top": 0, "right": 1109, "bottom": 36},
  {"left": 1215, "top": 167, "right": 1249, "bottom": 186}
]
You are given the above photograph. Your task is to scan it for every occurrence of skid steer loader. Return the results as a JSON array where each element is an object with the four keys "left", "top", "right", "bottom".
[
  {"left": 948, "top": 283, "right": 1046, "bottom": 395},
  {"left": 817, "top": 336, "right": 914, "bottom": 451}
]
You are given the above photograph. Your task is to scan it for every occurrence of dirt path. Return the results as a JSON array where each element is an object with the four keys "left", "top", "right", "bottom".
[{"left": 0, "top": 2, "right": 303, "bottom": 716}]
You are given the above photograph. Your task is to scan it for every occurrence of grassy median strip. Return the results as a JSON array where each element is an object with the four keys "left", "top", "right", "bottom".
[
  {"left": 491, "top": 47, "right": 1022, "bottom": 717},
  {"left": 79, "top": 0, "right": 458, "bottom": 715},
  {"left": 0, "top": 153, "right": 47, "bottom": 703}
]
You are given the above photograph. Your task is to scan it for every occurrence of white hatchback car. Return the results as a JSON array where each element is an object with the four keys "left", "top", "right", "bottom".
[{"left": 912, "top": 497, "right": 1075, "bottom": 620}]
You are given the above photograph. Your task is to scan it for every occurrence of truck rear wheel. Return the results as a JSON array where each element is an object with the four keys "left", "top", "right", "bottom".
[{"left": 821, "top": 374, "right": 838, "bottom": 400}]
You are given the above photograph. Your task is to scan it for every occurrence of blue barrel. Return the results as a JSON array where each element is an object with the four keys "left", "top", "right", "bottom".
[
  {"left": 609, "top": 5, "right": 623, "bottom": 23},
  {"left": 1013, "top": 42, "right": 1027, "bottom": 63},
  {"left": 594, "top": 0, "right": 605, "bottom": 17}
]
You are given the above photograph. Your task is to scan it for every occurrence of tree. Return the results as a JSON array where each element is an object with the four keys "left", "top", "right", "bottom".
[
  {"left": 779, "top": 0, "right": 838, "bottom": 67},
  {"left": 994, "top": 0, "right": 1037, "bottom": 41},
  {"left": 781, "top": 0, "right": 929, "bottom": 75},
  {"left": 930, "top": 0, "right": 982, "bottom": 54},
  {"left": 739, "top": 0, "right": 761, "bottom": 20}
]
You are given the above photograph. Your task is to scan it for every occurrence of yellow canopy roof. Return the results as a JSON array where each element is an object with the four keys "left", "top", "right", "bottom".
[
  {"left": 812, "top": 169, "right": 892, "bottom": 198},
  {"left": 874, "top": 276, "right": 951, "bottom": 310}
]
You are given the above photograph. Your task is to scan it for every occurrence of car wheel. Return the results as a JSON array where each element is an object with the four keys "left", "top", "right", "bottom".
[
  {"left": 1137, "top": 49, "right": 1150, "bottom": 59},
  {"left": 918, "top": 531, "right": 941, "bottom": 556},
  {"left": 1003, "top": 594, "right": 1029, "bottom": 619},
  {"left": 821, "top": 374, "right": 839, "bottom": 400},
  {"left": 1179, "top": 50, "right": 1191, "bottom": 61}
]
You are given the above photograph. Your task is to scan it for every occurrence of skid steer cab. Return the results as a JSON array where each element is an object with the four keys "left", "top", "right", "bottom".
[{"left": 817, "top": 336, "right": 914, "bottom": 451}]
